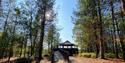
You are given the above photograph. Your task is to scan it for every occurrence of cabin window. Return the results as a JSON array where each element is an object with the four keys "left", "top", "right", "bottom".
[
  {"left": 72, "top": 46, "right": 75, "bottom": 48},
  {"left": 64, "top": 46, "right": 67, "bottom": 48},
  {"left": 68, "top": 46, "right": 71, "bottom": 48},
  {"left": 59, "top": 46, "right": 63, "bottom": 48}
]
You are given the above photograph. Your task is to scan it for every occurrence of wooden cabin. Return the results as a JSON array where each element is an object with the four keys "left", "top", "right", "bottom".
[{"left": 56, "top": 40, "right": 78, "bottom": 56}]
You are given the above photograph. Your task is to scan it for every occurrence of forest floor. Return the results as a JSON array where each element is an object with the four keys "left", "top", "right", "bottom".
[
  {"left": 0, "top": 57, "right": 125, "bottom": 63},
  {"left": 70, "top": 57, "right": 125, "bottom": 63},
  {"left": 0, "top": 57, "right": 18, "bottom": 63}
]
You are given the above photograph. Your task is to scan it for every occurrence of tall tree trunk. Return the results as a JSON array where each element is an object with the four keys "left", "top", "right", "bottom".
[
  {"left": 24, "top": 37, "right": 27, "bottom": 57},
  {"left": 110, "top": 30, "right": 115, "bottom": 53},
  {"left": 121, "top": 0, "right": 125, "bottom": 14},
  {"left": 122, "top": 0, "right": 125, "bottom": 9},
  {"left": 118, "top": 5, "right": 125, "bottom": 60},
  {"left": 30, "top": 15, "right": 33, "bottom": 56},
  {"left": 97, "top": 0, "right": 105, "bottom": 59},
  {"left": 0, "top": 0, "right": 1, "bottom": 6},
  {"left": 1, "top": 11, "right": 9, "bottom": 58},
  {"left": 94, "top": 24, "right": 99, "bottom": 58},
  {"left": 120, "top": 16, "right": 125, "bottom": 61},
  {"left": 19, "top": 45, "right": 23, "bottom": 57},
  {"left": 32, "top": 34, "right": 37, "bottom": 56},
  {"left": 38, "top": 6, "right": 46, "bottom": 61},
  {"left": 116, "top": 19, "right": 125, "bottom": 61},
  {"left": 8, "top": 15, "right": 17, "bottom": 62},
  {"left": 48, "top": 42, "right": 50, "bottom": 54},
  {"left": 0, "top": 0, "right": 2, "bottom": 15},
  {"left": 91, "top": 0, "right": 100, "bottom": 58},
  {"left": 110, "top": 0, "right": 119, "bottom": 58}
]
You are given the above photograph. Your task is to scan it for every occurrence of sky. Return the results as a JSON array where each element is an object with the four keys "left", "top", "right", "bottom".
[
  {"left": 55, "top": 0, "right": 77, "bottom": 43},
  {"left": 1, "top": 0, "right": 77, "bottom": 43}
]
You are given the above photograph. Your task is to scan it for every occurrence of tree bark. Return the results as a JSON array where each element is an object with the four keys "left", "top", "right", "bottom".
[
  {"left": 94, "top": 25, "right": 99, "bottom": 58},
  {"left": 38, "top": 6, "right": 46, "bottom": 61},
  {"left": 121, "top": 0, "right": 125, "bottom": 12},
  {"left": 30, "top": 14, "right": 33, "bottom": 56},
  {"left": 97, "top": 0, "right": 105, "bottom": 59},
  {"left": 110, "top": 0, "right": 119, "bottom": 58},
  {"left": 120, "top": 15, "right": 125, "bottom": 61}
]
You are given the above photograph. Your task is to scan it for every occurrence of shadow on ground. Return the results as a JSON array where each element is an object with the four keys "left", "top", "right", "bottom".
[{"left": 1, "top": 58, "right": 33, "bottom": 63}]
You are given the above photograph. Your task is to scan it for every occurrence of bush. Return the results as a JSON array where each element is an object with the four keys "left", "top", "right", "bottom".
[
  {"left": 105, "top": 53, "right": 115, "bottom": 58},
  {"left": 78, "top": 53, "right": 96, "bottom": 58},
  {"left": 79, "top": 52, "right": 122, "bottom": 58},
  {"left": 91, "top": 53, "right": 96, "bottom": 58},
  {"left": 83, "top": 53, "right": 91, "bottom": 58}
]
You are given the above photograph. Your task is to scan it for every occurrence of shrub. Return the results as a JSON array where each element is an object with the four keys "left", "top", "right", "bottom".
[
  {"left": 105, "top": 53, "right": 115, "bottom": 58},
  {"left": 78, "top": 53, "right": 96, "bottom": 58}
]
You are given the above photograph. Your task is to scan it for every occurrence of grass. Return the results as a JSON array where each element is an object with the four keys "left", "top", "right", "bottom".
[{"left": 78, "top": 52, "right": 122, "bottom": 58}]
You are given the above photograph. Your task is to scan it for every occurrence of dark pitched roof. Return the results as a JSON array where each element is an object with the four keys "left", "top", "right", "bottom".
[{"left": 59, "top": 40, "right": 75, "bottom": 46}]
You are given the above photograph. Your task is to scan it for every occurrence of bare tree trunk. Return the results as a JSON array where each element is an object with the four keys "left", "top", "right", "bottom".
[
  {"left": 115, "top": 19, "right": 125, "bottom": 59},
  {"left": 19, "top": 46, "right": 23, "bottom": 57},
  {"left": 121, "top": 0, "right": 125, "bottom": 14},
  {"left": 110, "top": 0, "right": 119, "bottom": 58},
  {"left": 8, "top": 15, "right": 17, "bottom": 62},
  {"left": 122, "top": 0, "right": 125, "bottom": 10},
  {"left": 120, "top": 16, "right": 125, "bottom": 61},
  {"left": 38, "top": 6, "right": 46, "bottom": 61},
  {"left": 94, "top": 25, "right": 99, "bottom": 58},
  {"left": 24, "top": 36, "right": 27, "bottom": 57},
  {"left": 110, "top": 30, "right": 115, "bottom": 53},
  {"left": 0, "top": 0, "right": 1, "bottom": 6},
  {"left": 97, "top": 0, "right": 105, "bottom": 59},
  {"left": 1, "top": 10, "right": 9, "bottom": 58},
  {"left": 19, "top": 40, "right": 23, "bottom": 57},
  {"left": 32, "top": 34, "right": 37, "bottom": 56},
  {"left": 0, "top": 0, "right": 2, "bottom": 15},
  {"left": 30, "top": 17, "right": 33, "bottom": 56}
]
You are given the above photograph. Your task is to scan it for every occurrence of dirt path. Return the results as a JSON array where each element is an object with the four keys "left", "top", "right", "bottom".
[
  {"left": 0, "top": 57, "right": 18, "bottom": 63},
  {"left": 70, "top": 57, "right": 125, "bottom": 63},
  {"left": 0, "top": 57, "right": 125, "bottom": 63}
]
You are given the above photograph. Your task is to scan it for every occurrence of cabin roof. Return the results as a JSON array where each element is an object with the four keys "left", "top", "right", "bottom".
[{"left": 59, "top": 40, "right": 75, "bottom": 46}]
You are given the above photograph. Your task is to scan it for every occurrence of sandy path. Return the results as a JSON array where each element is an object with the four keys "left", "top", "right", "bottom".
[{"left": 69, "top": 57, "right": 125, "bottom": 63}]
